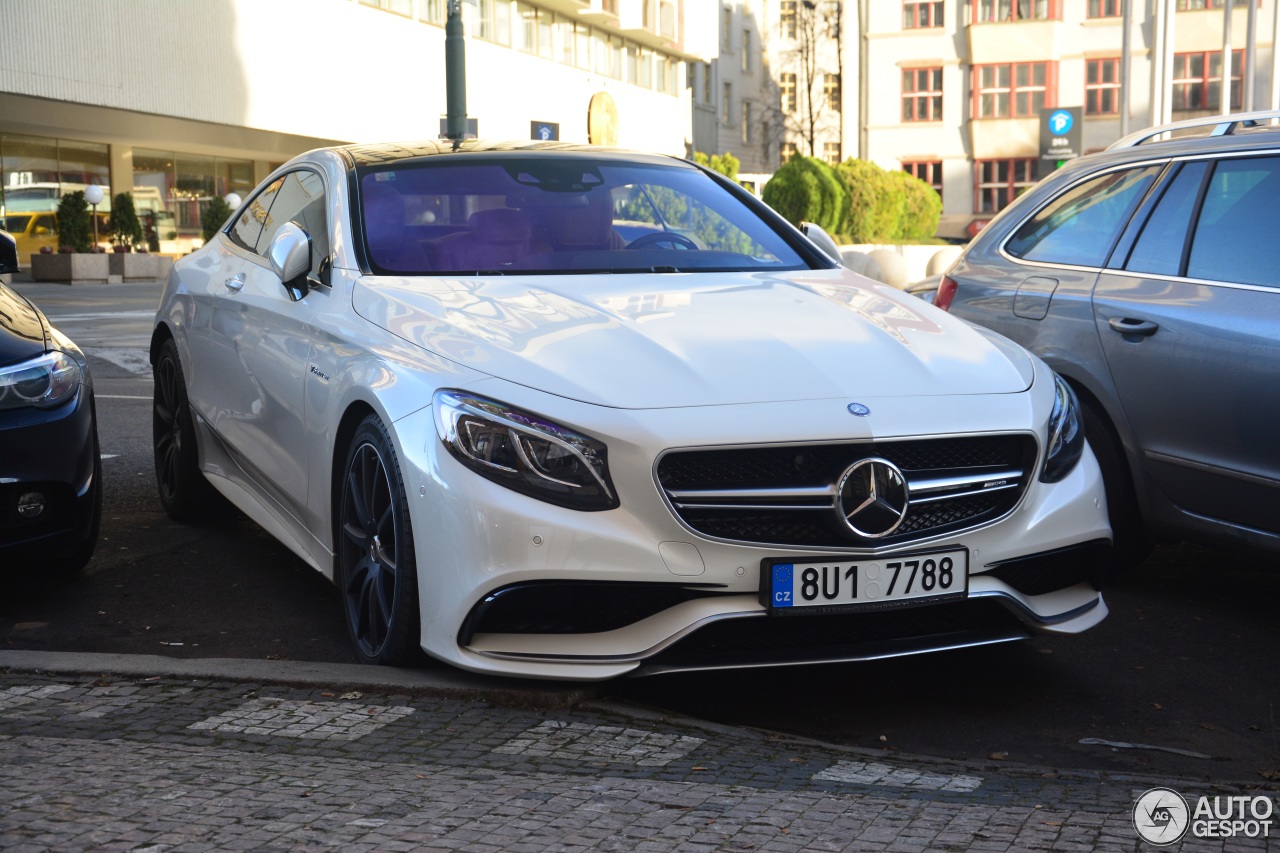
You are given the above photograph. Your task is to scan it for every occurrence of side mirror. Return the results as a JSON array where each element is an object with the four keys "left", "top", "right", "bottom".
[
  {"left": 0, "top": 230, "right": 20, "bottom": 275},
  {"left": 800, "top": 221, "right": 844, "bottom": 265},
  {"left": 267, "top": 221, "right": 311, "bottom": 300}
]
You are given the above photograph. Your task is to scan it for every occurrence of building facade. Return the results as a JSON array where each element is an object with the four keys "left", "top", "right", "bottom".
[
  {"left": 694, "top": 0, "right": 1280, "bottom": 239},
  {"left": 0, "top": 0, "right": 713, "bottom": 257}
]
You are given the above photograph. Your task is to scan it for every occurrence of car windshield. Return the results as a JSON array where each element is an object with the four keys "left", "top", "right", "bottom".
[
  {"left": 3, "top": 215, "right": 33, "bottom": 231},
  {"left": 357, "top": 157, "right": 809, "bottom": 275}
]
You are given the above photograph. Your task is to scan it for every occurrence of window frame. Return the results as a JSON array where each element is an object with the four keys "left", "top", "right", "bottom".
[
  {"left": 1085, "top": 57, "right": 1121, "bottom": 115},
  {"left": 903, "top": 1, "right": 944, "bottom": 28},
  {"left": 902, "top": 66, "right": 943, "bottom": 122},
  {"left": 971, "top": 61, "right": 1056, "bottom": 119},
  {"left": 903, "top": 160, "right": 944, "bottom": 203},
  {"left": 972, "top": 0, "right": 1061, "bottom": 23},
  {"left": 1087, "top": 0, "right": 1121, "bottom": 15},
  {"left": 974, "top": 158, "right": 1036, "bottom": 214},
  {"left": 780, "top": 72, "right": 798, "bottom": 113},
  {"left": 1172, "top": 49, "right": 1244, "bottom": 112}
]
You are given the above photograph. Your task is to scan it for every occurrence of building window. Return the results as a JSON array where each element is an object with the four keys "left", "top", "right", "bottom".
[
  {"left": 360, "top": 0, "right": 413, "bottom": 17},
  {"left": 902, "top": 67, "right": 943, "bottom": 121},
  {"left": 781, "top": 72, "right": 798, "bottom": 112},
  {"left": 1176, "top": 0, "right": 1252, "bottom": 9},
  {"left": 702, "top": 62, "right": 715, "bottom": 103},
  {"left": 780, "top": 142, "right": 798, "bottom": 165},
  {"left": 1087, "top": 0, "right": 1121, "bottom": 15},
  {"left": 722, "top": 6, "right": 733, "bottom": 50},
  {"left": 903, "top": 1, "right": 943, "bottom": 27},
  {"left": 742, "top": 29, "right": 752, "bottom": 72},
  {"left": 903, "top": 160, "right": 943, "bottom": 202},
  {"left": 742, "top": 102, "right": 753, "bottom": 144},
  {"left": 975, "top": 159, "right": 1036, "bottom": 214},
  {"left": 1086, "top": 58, "right": 1120, "bottom": 114},
  {"left": 973, "top": 62, "right": 1053, "bottom": 118},
  {"left": 823, "top": 73, "right": 842, "bottom": 112},
  {"left": 823, "top": 142, "right": 841, "bottom": 164},
  {"left": 1173, "top": 50, "right": 1243, "bottom": 111},
  {"left": 973, "top": 0, "right": 1060, "bottom": 22},
  {"left": 781, "top": 0, "right": 797, "bottom": 38},
  {"left": 420, "top": 0, "right": 446, "bottom": 24},
  {"left": 723, "top": 82, "right": 733, "bottom": 123}
]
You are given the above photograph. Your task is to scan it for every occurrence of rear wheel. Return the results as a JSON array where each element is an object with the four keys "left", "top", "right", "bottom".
[
  {"left": 337, "top": 415, "right": 421, "bottom": 666},
  {"left": 153, "top": 338, "right": 219, "bottom": 521},
  {"left": 1081, "top": 396, "right": 1152, "bottom": 581}
]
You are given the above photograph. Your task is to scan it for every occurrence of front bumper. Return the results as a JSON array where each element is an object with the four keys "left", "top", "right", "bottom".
[
  {"left": 392, "top": 386, "right": 1112, "bottom": 681},
  {"left": 0, "top": 386, "right": 98, "bottom": 560}
]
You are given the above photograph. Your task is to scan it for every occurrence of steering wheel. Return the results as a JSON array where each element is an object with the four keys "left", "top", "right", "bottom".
[{"left": 625, "top": 231, "right": 699, "bottom": 251}]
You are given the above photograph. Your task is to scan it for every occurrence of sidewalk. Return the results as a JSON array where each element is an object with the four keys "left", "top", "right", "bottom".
[{"left": 1, "top": 652, "right": 1263, "bottom": 852}]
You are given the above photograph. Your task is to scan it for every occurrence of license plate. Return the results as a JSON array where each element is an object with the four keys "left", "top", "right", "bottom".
[{"left": 762, "top": 548, "right": 968, "bottom": 614}]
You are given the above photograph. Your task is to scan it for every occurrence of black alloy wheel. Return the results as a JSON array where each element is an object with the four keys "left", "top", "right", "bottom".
[
  {"left": 153, "top": 338, "right": 218, "bottom": 521},
  {"left": 337, "top": 415, "right": 421, "bottom": 666}
]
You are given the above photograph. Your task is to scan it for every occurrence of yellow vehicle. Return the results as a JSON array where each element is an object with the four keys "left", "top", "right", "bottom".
[{"left": 2, "top": 211, "right": 59, "bottom": 264}]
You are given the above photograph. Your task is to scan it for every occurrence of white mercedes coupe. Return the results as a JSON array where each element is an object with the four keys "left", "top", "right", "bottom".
[{"left": 151, "top": 142, "right": 1111, "bottom": 680}]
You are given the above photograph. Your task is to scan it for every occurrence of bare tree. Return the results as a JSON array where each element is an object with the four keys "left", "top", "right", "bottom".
[{"left": 770, "top": 0, "right": 843, "bottom": 159}]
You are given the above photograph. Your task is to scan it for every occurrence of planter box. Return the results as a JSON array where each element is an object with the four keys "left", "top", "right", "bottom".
[
  {"left": 30, "top": 253, "right": 110, "bottom": 283},
  {"left": 109, "top": 253, "right": 159, "bottom": 279}
]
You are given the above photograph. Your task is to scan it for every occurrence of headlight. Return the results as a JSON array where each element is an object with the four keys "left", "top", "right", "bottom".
[
  {"left": 0, "top": 351, "right": 82, "bottom": 411},
  {"left": 1040, "top": 373, "right": 1083, "bottom": 483},
  {"left": 433, "top": 390, "right": 618, "bottom": 511}
]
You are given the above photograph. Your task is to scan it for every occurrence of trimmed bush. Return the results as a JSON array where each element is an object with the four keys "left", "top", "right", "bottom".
[
  {"left": 694, "top": 151, "right": 741, "bottom": 182},
  {"left": 56, "top": 191, "right": 93, "bottom": 253},
  {"left": 761, "top": 155, "right": 846, "bottom": 236},
  {"left": 834, "top": 159, "right": 896, "bottom": 243},
  {"left": 202, "top": 197, "right": 233, "bottom": 243},
  {"left": 108, "top": 192, "right": 145, "bottom": 251},
  {"left": 887, "top": 170, "right": 942, "bottom": 241}
]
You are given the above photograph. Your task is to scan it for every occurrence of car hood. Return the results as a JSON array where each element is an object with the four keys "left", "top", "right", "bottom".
[
  {"left": 0, "top": 284, "right": 49, "bottom": 367},
  {"left": 352, "top": 268, "right": 1034, "bottom": 409}
]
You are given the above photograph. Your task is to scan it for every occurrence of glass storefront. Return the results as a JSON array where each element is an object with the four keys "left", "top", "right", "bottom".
[
  {"left": 133, "top": 148, "right": 255, "bottom": 253},
  {"left": 0, "top": 133, "right": 110, "bottom": 260}
]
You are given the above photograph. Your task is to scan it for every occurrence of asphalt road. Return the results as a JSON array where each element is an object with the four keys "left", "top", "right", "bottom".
[{"left": 5, "top": 278, "right": 1279, "bottom": 789}]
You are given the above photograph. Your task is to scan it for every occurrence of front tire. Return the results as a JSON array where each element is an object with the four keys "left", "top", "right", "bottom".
[
  {"left": 153, "top": 338, "right": 219, "bottom": 521},
  {"left": 1081, "top": 396, "right": 1152, "bottom": 581},
  {"left": 337, "top": 415, "right": 421, "bottom": 666}
]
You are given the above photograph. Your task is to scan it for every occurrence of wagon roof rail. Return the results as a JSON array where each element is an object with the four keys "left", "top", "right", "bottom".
[{"left": 1108, "top": 109, "right": 1280, "bottom": 150}]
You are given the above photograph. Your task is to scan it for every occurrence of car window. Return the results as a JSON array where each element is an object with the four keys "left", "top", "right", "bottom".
[
  {"left": 227, "top": 176, "right": 282, "bottom": 254},
  {"left": 1005, "top": 166, "right": 1159, "bottom": 267},
  {"left": 1186, "top": 156, "right": 1280, "bottom": 288},
  {"left": 4, "top": 215, "right": 33, "bottom": 232},
  {"left": 257, "top": 170, "right": 330, "bottom": 282},
  {"left": 1123, "top": 160, "right": 1209, "bottom": 277},
  {"left": 357, "top": 158, "right": 807, "bottom": 275}
]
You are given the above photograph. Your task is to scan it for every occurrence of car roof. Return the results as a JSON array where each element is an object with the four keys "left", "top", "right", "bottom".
[{"left": 338, "top": 140, "right": 687, "bottom": 170}]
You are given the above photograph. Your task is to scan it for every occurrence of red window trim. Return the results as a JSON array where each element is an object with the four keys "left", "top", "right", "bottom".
[
  {"left": 902, "top": 66, "right": 944, "bottom": 122},
  {"left": 971, "top": 0, "right": 1062, "bottom": 24},
  {"left": 1085, "top": 57, "right": 1121, "bottom": 115},
  {"left": 970, "top": 61, "right": 1058, "bottom": 119},
  {"left": 973, "top": 158, "right": 1036, "bottom": 215},
  {"left": 903, "top": 1, "right": 943, "bottom": 28},
  {"left": 902, "top": 159, "right": 944, "bottom": 201}
]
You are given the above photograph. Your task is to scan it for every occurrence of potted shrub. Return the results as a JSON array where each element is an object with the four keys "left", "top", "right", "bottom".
[
  {"left": 30, "top": 191, "right": 109, "bottom": 282},
  {"left": 106, "top": 193, "right": 156, "bottom": 278}
]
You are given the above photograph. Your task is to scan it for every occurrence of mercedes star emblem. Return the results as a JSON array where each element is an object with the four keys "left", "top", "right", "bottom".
[{"left": 836, "top": 457, "right": 909, "bottom": 538}]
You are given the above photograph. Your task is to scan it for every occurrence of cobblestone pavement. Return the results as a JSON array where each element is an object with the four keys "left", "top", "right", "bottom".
[{"left": 1, "top": 663, "right": 1274, "bottom": 852}]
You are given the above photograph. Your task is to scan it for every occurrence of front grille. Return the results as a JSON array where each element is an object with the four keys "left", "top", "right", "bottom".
[
  {"left": 641, "top": 599, "right": 1027, "bottom": 671},
  {"left": 657, "top": 435, "right": 1037, "bottom": 549}
]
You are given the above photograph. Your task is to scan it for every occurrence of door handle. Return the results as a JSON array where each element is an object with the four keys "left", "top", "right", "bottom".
[
  {"left": 1108, "top": 317, "right": 1159, "bottom": 337},
  {"left": 224, "top": 274, "right": 245, "bottom": 293}
]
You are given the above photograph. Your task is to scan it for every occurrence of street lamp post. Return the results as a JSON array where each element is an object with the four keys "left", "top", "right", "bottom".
[{"left": 84, "top": 184, "right": 104, "bottom": 250}]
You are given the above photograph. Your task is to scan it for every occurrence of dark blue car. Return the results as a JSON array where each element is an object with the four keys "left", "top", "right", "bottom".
[{"left": 0, "top": 230, "right": 101, "bottom": 574}]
